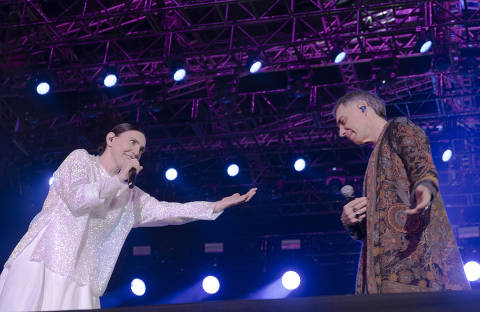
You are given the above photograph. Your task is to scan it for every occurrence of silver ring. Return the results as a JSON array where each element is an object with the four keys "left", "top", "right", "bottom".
[{"left": 355, "top": 213, "right": 360, "bottom": 219}]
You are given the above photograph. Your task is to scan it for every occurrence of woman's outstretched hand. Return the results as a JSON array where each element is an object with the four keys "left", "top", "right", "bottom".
[{"left": 214, "top": 188, "right": 257, "bottom": 212}]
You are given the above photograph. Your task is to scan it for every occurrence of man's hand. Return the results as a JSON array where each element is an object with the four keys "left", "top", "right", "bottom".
[
  {"left": 406, "top": 184, "right": 432, "bottom": 215},
  {"left": 341, "top": 197, "right": 367, "bottom": 227}
]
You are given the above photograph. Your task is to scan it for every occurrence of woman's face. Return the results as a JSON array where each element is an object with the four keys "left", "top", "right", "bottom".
[{"left": 107, "top": 130, "right": 146, "bottom": 169}]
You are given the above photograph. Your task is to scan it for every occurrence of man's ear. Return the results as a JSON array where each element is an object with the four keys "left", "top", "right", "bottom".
[{"left": 356, "top": 100, "right": 368, "bottom": 110}]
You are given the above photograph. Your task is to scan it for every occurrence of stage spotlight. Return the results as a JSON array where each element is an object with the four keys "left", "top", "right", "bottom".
[
  {"left": 416, "top": 29, "right": 434, "bottom": 54},
  {"left": 103, "top": 73, "right": 118, "bottom": 87},
  {"left": 247, "top": 52, "right": 263, "bottom": 73},
  {"left": 130, "top": 278, "right": 146, "bottom": 296},
  {"left": 329, "top": 45, "right": 347, "bottom": 64},
  {"left": 281, "top": 271, "right": 301, "bottom": 290},
  {"left": 165, "top": 168, "right": 178, "bottom": 181},
  {"left": 49, "top": 177, "right": 54, "bottom": 186},
  {"left": 442, "top": 149, "right": 452, "bottom": 162},
  {"left": 36, "top": 82, "right": 50, "bottom": 95},
  {"left": 171, "top": 59, "right": 187, "bottom": 82},
  {"left": 464, "top": 261, "right": 480, "bottom": 282},
  {"left": 420, "top": 40, "right": 433, "bottom": 54},
  {"left": 249, "top": 61, "right": 262, "bottom": 73},
  {"left": 202, "top": 276, "right": 220, "bottom": 294},
  {"left": 227, "top": 164, "right": 239, "bottom": 177},
  {"left": 334, "top": 51, "right": 347, "bottom": 64},
  {"left": 294, "top": 158, "right": 306, "bottom": 172},
  {"left": 33, "top": 73, "right": 53, "bottom": 95},
  {"left": 173, "top": 68, "right": 186, "bottom": 81}
]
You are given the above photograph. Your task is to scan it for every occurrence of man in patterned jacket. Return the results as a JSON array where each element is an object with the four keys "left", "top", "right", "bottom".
[{"left": 335, "top": 90, "right": 470, "bottom": 294}]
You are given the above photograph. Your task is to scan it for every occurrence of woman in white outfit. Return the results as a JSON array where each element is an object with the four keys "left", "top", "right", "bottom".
[{"left": 0, "top": 123, "right": 257, "bottom": 311}]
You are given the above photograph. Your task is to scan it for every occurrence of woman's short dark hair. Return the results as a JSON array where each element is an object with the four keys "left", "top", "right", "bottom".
[
  {"left": 97, "top": 123, "right": 145, "bottom": 155},
  {"left": 333, "top": 90, "right": 387, "bottom": 120}
]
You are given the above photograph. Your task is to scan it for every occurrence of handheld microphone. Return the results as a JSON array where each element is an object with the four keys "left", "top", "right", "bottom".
[
  {"left": 340, "top": 185, "right": 355, "bottom": 201},
  {"left": 127, "top": 167, "right": 137, "bottom": 189}
]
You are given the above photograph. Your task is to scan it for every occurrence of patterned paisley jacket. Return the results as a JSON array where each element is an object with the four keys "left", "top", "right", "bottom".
[{"left": 352, "top": 117, "right": 470, "bottom": 294}]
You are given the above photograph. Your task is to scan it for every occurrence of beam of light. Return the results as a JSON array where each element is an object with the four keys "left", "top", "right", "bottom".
[
  {"left": 248, "top": 280, "right": 291, "bottom": 299},
  {"left": 281, "top": 271, "right": 301, "bottom": 290},
  {"left": 159, "top": 282, "right": 209, "bottom": 304},
  {"left": 442, "top": 149, "right": 453, "bottom": 162},
  {"left": 130, "top": 278, "right": 146, "bottom": 296},
  {"left": 165, "top": 168, "right": 178, "bottom": 181},
  {"left": 294, "top": 158, "right": 306, "bottom": 172},
  {"left": 49, "top": 177, "right": 54, "bottom": 186},
  {"left": 36, "top": 82, "right": 50, "bottom": 95},
  {"left": 464, "top": 261, "right": 480, "bottom": 282},
  {"left": 227, "top": 164, "right": 239, "bottom": 177},
  {"left": 202, "top": 276, "right": 220, "bottom": 294},
  {"left": 173, "top": 68, "right": 186, "bottom": 81},
  {"left": 103, "top": 74, "right": 118, "bottom": 87}
]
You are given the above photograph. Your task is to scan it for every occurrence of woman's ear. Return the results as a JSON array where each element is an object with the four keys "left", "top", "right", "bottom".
[{"left": 106, "top": 132, "right": 116, "bottom": 148}]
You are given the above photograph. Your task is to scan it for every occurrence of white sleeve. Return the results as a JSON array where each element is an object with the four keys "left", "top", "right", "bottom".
[
  {"left": 132, "top": 188, "right": 223, "bottom": 227},
  {"left": 52, "top": 149, "right": 127, "bottom": 216}
]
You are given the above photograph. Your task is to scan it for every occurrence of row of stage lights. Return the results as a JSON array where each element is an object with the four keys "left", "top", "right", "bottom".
[
  {"left": 33, "top": 38, "right": 435, "bottom": 96},
  {"left": 331, "top": 37, "right": 432, "bottom": 65},
  {"left": 129, "top": 261, "right": 480, "bottom": 297},
  {"left": 48, "top": 159, "right": 302, "bottom": 185},
  {"left": 47, "top": 150, "right": 452, "bottom": 186},
  {"left": 130, "top": 270, "right": 302, "bottom": 297},
  {"left": 33, "top": 55, "right": 264, "bottom": 96}
]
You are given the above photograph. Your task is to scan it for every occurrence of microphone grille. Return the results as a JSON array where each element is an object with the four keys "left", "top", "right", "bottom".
[{"left": 340, "top": 185, "right": 354, "bottom": 198}]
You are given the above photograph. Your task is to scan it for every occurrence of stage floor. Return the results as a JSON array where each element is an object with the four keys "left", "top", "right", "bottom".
[{"left": 58, "top": 290, "right": 480, "bottom": 312}]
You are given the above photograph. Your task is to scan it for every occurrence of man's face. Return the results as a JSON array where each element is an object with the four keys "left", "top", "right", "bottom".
[
  {"left": 109, "top": 130, "right": 146, "bottom": 169},
  {"left": 335, "top": 102, "right": 369, "bottom": 145}
]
